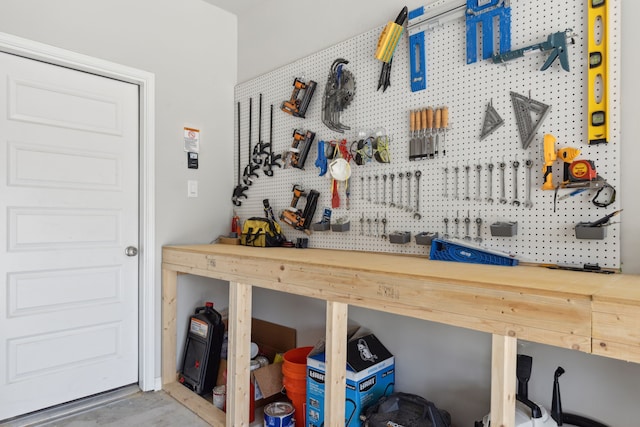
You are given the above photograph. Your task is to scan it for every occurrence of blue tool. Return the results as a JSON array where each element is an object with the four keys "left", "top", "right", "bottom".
[
  {"left": 492, "top": 29, "right": 575, "bottom": 71},
  {"left": 429, "top": 238, "right": 518, "bottom": 266},
  {"left": 315, "top": 140, "right": 327, "bottom": 176},
  {"left": 466, "top": 0, "right": 511, "bottom": 65},
  {"left": 408, "top": 0, "right": 466, "bottom": 93}
]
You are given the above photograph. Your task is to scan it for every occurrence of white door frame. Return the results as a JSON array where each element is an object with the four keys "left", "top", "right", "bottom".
[{"left": 0, "top": 32, "right": 157, "bottom": 392}]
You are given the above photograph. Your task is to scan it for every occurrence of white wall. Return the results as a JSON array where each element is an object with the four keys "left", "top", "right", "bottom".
[
  {"left": 239, "top": 1, "right": 640, "bottom": 426},
  {"left": 0, "top": 0, "right": 237, "bottom": 381}
]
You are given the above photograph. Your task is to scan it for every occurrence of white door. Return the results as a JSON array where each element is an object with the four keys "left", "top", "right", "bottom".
[{"left": 0, "top": 52, "right": 139, "bottom": 420}]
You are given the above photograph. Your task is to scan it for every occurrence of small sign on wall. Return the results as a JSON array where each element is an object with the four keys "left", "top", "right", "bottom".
[{"left": 184, "top": 127, "right": 200, "bottom": 152}]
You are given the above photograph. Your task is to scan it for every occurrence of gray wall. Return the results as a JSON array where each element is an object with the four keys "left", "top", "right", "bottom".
[
  {"left": 240, "top": 1, "right": 640, "bottom": 426},
  {"left": 0, "top": 0, "right": 237, "bottom": 382}
]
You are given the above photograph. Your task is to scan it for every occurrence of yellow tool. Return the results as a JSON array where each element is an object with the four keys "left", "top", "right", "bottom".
[
  {"left": 556, "top": 147, "right": 581, "bottom": 184},
  {"left": 375, "top": 21, "right": 405, "bottom": 63},
  {"left": 542, "top": 134, "right": 557, "bottom": 190},
  {"left": 588, "top": 0, "right": 608, "bottom": 144}
]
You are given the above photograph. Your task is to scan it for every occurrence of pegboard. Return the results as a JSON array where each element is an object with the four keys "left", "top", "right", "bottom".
[{"left": 233, "top": 0, "right": 621, "bottom": 268}]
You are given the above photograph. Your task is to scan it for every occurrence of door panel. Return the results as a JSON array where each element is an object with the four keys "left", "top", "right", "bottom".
[{"left": 0, "top": 52, "right": 139, "bottom": 420}]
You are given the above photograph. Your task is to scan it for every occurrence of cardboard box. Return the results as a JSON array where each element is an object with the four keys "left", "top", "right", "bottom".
[
  {"left": 217, "top": 317, "right": 296, "bottom": 406},
  {"left": 305, "top": 330, "right": 395, "bottom": 427}
]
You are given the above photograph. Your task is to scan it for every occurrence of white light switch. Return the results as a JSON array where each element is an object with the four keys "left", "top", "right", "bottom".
[{"left": 187, "top": 180, "right": 198, "bottom": 198}]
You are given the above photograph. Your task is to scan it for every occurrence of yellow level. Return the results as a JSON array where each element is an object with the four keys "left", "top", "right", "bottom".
[{"left": 588, "top": 0, "right": 608, "bottom": 145}]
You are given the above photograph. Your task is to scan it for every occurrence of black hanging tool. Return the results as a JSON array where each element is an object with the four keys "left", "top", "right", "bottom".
[
  {"left": 377, "top": 7, "right": 408, "bottom": 92},
  {"left": 262, "top": 104, "right": 282, "bottom": 176},
  {"left": 551, "top": 366, "right": 608, "bottom": 427},
  {"left": 252, "top": 94, "right": 271, "bottom": 165},
  {"left": 242, "top": 97, "right": 260, "bottom": 186},
  {"left": 232, "top": 102, "right": 248, "bottom": 206}
]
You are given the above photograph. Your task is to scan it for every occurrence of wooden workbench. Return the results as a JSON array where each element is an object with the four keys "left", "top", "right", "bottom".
[{"left": 161, "top": 244, "right": 640, "bottom": 427}]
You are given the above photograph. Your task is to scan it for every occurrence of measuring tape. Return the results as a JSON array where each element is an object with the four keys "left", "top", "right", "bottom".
[{"left": 588, "top": 0, "right": 608, "bottom": 145}]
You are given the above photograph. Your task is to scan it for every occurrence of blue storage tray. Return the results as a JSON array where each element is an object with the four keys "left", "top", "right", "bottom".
[{"left": 429, "top": 239, "right": 518, "bottom": 266}]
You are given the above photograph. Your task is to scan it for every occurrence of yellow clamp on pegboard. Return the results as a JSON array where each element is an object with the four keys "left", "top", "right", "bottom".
[
  {"left": 375, "top": 21, "right": 404, "bottom": 63},
  {"left": 588, "top": 0, "right": 608, "bottom": 145}
]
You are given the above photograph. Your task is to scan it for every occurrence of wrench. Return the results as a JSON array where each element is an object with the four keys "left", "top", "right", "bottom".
[
  {"left": 414, "top": 171, "right": 422, "bottom": 220},
  {"left": 443, "top": 167, "right": 449, "bottom": 199},
  {"left": 382, "top": 174, "right": 388, "bottom": 206},
  {"left": 511, "top": 160, "right": 520, "bottom": 206},
  {"left": 487, "top": 162, "right": 494, "bottom": 204},
  {"left": 375, "top": 213, "right": 379, "bottom": 237},
  {"left": 382, "top": 216, "right": 388, "bottom": 239},
  {"left": 474, "top": 217, "right": 483, "bottom": 243},
  {"left": 524, "top": 159, "right": 533, "bottom": 208},
  {"left": 367, "top": 176, "right": 372, "bottom": 202},
  {"left": 475, "top": 164, "right": 482, "bottom": 201},
  {"left": 361, "top": 176, "right": 364, "bottom": 200},
  {"left": 464, "top": 211, "right": 471, "bottom": 241},
  {"left": 389, "top": 173, "right": 396, "bottom": 207},
  {"left": 360, "top": 213, "right": 364, "bottom": 236},
  {"left": 454, "top": 213, "right": 460, "bottom": 239},
  {"left": 398, "top": 172, "right": 404, "bottom": 209},
  {"left": 499, "top": 161, "right": 507, "bottom": 204},
  {"left": 367, "top": 217, "right": 372, "bottom": 237},
  {"left": 454, "top": 166, "right": 460, "bottom": 200},
  {"left": 374, "top": 175, "right": 380, "bottom": 204},
  {"left": 406, "top": 171, "right": 412, "bottom": 212},
  {"left": 443, "top": 217, "right": 450, "bottom": 239},
  {"left": 464, "top": 164, "right": 471, "bottom": 201}
]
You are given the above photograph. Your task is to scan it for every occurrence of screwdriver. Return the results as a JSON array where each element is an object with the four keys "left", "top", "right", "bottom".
[
  {"left": 426, "top": 107, "right": 434, "bottom": 158},
  {"left": 585, "top": 209, "right": 623, "bottom": 227},
  {"left": 434, "top": 107, "right": 442, "bottom": 158},
  {"left": 441, "top": 106, "right": 449, "bottom": 156}
]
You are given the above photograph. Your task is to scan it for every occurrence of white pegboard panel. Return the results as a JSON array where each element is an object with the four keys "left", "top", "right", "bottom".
[{"left": 233, "top": 0, "right": 621, "bottom": 268}]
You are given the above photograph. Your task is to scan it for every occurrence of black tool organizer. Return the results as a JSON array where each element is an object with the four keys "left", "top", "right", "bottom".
[{"left": 233, "top": 0, "right": 621, "bottom": 268}]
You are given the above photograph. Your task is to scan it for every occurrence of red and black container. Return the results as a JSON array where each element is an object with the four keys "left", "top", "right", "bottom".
[{"left": 178, "top": 302, "right": 225, "bottom": 395}]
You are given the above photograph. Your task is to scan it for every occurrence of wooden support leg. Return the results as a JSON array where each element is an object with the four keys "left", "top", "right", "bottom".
[
  {"left": 161, "top": 267, "right": 178, "bottom": 385},
  {"left": 490, "top": 333, "right": 517, "bottom": 427},
  {"left": 227, "top": 281, "right": 252, "bottom": 427},
  {"left": 325, "top": 301, "right": 348, "bottom": 427}
]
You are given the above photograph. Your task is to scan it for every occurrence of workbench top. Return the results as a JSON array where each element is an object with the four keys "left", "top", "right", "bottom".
[{"left": 163, "top": 244, "right": 640, "bottom": 357}]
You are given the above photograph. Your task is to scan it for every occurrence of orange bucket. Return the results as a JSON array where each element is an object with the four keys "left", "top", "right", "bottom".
[{"left": 282, "top": 346, "right": 313, "bottom": 423}]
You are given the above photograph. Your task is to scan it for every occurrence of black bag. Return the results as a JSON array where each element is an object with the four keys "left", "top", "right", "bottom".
[
  {"left": 361, "top": 392, "right": 451, "bottom": 427},
  {"left": 240, "top": 217, "right": 285, "bottom": 247}
]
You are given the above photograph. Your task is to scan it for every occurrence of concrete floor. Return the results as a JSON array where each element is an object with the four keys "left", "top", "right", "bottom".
[
  {"left": 45, "top": 392, "right": 212, "bottom": 427},
  {"left": 4, "top": 391, "right": 211, "bottom": 427}
]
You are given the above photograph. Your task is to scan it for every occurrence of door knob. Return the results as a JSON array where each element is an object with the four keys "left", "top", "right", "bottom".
[{"left": 125, "top": 246, "right": 138, "bottom": 256}]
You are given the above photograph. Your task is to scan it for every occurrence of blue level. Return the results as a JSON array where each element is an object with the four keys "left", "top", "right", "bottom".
[{"left": 466, "top": 0, "right": 511, "bottom": 64}]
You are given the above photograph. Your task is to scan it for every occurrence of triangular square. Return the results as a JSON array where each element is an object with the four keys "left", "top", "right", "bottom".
[{"left": 510, "top": 91, "right": 550, "bottom": 149}]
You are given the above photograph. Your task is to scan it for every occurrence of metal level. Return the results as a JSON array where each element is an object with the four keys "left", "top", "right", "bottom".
[{"left": 588, "top": 0, "right": 608, "bottom": 145}]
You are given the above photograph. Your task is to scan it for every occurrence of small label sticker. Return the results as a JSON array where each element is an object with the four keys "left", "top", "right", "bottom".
[
  {"left": 184, "top": 127, "right": 200, "bottom": 152},
  {"left": 190, "top": 318, "right": 208, "bottom": 338}
]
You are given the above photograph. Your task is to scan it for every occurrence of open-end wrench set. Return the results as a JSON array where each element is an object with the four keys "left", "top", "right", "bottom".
[
  {"left": 442, "top": 157, "right": 534, "bottom": 209},
  {"left": 233, "top": 0, "right": 621, "bottom": 267}
]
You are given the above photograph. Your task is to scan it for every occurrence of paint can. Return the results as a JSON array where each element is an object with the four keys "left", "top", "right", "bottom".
[
  {"left": 264, "top": 401, "right": 295, "bottom": 427},
  {"left": 212, "top": 384, "right": 226, "bottom": 410}
]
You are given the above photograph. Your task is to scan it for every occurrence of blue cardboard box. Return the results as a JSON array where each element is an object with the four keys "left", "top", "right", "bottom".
[{"left": 305, "top": 332, "right": 394, "bottom": 426}]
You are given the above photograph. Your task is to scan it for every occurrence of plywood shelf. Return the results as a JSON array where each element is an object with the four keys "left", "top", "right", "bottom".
[{"left": 162, "top": 244, "right": 640, "bottom": 426}]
